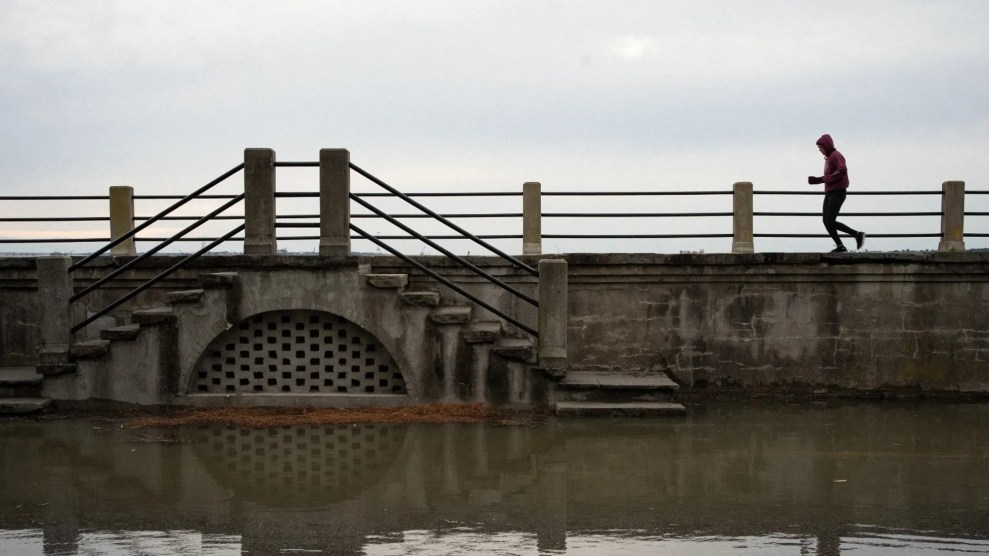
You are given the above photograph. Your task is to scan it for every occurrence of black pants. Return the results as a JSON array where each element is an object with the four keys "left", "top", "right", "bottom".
[{"left": 822, "top": 190, "right": 858, "bottom": 246}]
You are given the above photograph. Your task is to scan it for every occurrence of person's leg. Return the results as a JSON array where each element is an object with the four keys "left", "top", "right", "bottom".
[{"left": 822, "top": 191, "right": 846, "bottom": 248}]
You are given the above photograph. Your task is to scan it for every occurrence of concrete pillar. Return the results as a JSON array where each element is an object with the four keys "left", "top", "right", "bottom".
[
  {"left": 319, "top": 148, "right": 351, "bottom": 257},
  {"left": 109, "top": 186, "right": 136, "bottom": 256},
  {"left": 732, "top": 181, "right": 754, "bottom": 254},
  {"left": 523, "top": 181, "right": 542, "bottom": 255},
  {"left": 939, "top": 180, "right": 965, "bottom": 252},
  {"left": 538, "top": 259, "right": 567, "bottom": 368},
  {"left": 243, "top": 148, "right": 276, "bottom": 255},
  {"left": 37, "top": 256, "right": 73, "bottom": 365}
]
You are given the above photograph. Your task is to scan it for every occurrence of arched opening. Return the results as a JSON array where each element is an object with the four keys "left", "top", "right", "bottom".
[{"left": 191, "top": 310, "right": 407, "bottom": 395}]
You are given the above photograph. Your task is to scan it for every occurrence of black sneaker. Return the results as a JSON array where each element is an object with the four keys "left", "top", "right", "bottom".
[
  {"left": 856, "top": 231, "right": 866, "bottom": 250},
  {"left": 830, "top": 245, "right": 848, "bottom": 253}
]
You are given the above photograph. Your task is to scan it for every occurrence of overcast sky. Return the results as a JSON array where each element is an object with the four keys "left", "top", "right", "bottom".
[{"left": 2, "top": 0, "right": 988, "bottom": 254}]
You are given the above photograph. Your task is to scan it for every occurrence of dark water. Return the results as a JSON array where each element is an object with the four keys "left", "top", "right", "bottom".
[{"left": 1, "top": 403, "right": 988, "bottom": 555}]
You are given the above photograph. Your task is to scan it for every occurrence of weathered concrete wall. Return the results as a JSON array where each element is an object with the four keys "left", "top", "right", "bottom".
[
  {"left": 3, "top": 252, "right": 989, "bottom": 397},
  {"left": 561, "top": 252, "right": 989, "bottom": 395},
  {"left": 0, "top": 258, "right": 40, "bottom": 366}
]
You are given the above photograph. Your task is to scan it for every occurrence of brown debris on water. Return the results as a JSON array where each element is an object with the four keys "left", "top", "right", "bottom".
[{"left": 125, "top": 403, "right": 548, "bottom": 429}]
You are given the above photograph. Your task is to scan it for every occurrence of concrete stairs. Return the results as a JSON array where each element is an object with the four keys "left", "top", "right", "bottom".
[
  {"left": 40, "top": 272, "right": 235, "bottom": 406},
  {"left": 367, "top": 273, "right": 537, "bottom": 404},
  {"left": 0, "top": 367, "right": 51, "bottom": 414},
  {"left": 551, "top": 370, "right": 686, "bottom": 417}
]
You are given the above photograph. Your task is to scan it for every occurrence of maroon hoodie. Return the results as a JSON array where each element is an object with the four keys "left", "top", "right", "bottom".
[{"left": 816, "top": 134, "right": 849, "bottom": 192}]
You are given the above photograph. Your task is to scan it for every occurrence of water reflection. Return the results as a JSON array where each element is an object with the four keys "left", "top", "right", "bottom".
[{"left": 1, "top": 403, "right": 988, "bottom": 554}]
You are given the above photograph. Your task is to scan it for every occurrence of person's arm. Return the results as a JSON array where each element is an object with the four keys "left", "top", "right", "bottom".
[{"left": 821, "top": 153, "right": 847, "bottom": 184}]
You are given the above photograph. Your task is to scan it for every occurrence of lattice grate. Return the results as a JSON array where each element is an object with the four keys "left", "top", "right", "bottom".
[
  {"left": 189, "top": 424, "right": 406, "bottom": 505},
  {"left": 192, "top": 310, "right": 406, "bottom": 395}
]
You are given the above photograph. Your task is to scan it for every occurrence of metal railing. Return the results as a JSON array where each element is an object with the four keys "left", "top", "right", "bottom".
[
  {"left": 5, "top": 184, "right": 988, "bottom": 249},
  {"left": 66, "top": 164, "right": 246, "bottom": 333}
]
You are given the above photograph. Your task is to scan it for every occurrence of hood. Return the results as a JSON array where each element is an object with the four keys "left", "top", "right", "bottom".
[{"left": 816, "top": 134, "right": 835, "bottom": 154}]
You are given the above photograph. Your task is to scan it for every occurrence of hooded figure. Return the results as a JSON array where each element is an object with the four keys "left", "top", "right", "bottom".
[
  {"left": 810, "top": 134, "right": 849, "bottom": 192},
  {"left": 808, "top": 134, "right": 865, "bottom": 252}
]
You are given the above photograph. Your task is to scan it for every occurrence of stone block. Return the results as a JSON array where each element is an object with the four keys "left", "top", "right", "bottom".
[
  {"left": 463, "top": 321, "right": 502, "bottom": 343},
  {"left": 366, "top": 274, "right": 408, "bottom": 289},
  {"left": 492, "top": 338, "right": 535, "bottom": 361},
  {"left": 400, "top": 290, "right": 441, "bottom": 306},
  {"left": 429, "top": 305, "right": 472, "bottom": 325},
  {"left": 101, "top": 325, "right": 141, "bottom": 341},
  {"left": 71, "top": 340, "right": 110, "bottom": 359},
  {"left": 132, "top": 307, "right": 176, "bottom": 326},
  {"left": 200, "top": 272, "right": 238, "bottom": 288},
  {"left": 166, "top": 289, "right": 204, "bottom": 304}
]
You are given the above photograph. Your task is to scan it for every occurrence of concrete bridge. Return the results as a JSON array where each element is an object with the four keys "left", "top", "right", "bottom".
[{"left": 1, "top": 149, "right": 986, "bottom": 414}]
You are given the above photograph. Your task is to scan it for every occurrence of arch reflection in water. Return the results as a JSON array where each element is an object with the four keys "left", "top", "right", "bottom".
[{"left": 187, "top": 423, "right": 408, "bottom": 506}]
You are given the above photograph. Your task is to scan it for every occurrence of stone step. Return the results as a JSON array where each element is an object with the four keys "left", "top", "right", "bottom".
[
  {"left": 366, "top": 274, "right": 409, "bottom": 289},
  {"left": 166, "top": 289, "right": 204, "bottom": 304},
  {"left": 131, "top": 306, "right": 176, "bottom": 325},
  {"left": 70, "top": 339, "right": 110, "bottom": 359},
  {"left": 463, "top": 321, "right": 503, "bottom": 343},
  {"left": 0, "top": 397, "right": 51, "bottom": 415},
  {"left": 554, "top": 401, "right": 687, "bottom": 418},
  {"left": 0, "top": 367, "right": 43, "bottom": 386},
  {"left": 200, "top": 272, "right": 238, "bottom": 288},
  {"left": 400, "top": 289, "right": 441, "bottom": 307},
  {"left": 429, "top": 305, "right": 473, "bottom": 325},
  {"left": 492, "top": 338, "right": 535, "bottom": 361},
  {"left": 559, "top": 371, "right": 680, "bottom": 390},
  {"left": 556, "top": 371, "right": 679, "bottom": 403},
  {"left": 36, "top": 363, "right": 76, "bottom": 377},
  {"left": 100, "top": 324, "right": 141, "bottom": 341},
  {"left": 0, "top": 367, "right": 43, "bottom": 398}
]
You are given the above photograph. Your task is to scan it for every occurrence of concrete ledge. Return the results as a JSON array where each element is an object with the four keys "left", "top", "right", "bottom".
[
  {"left": 429, "top": 305, "right": 472, "bottom": 325},
  {"left": 177, "top": 392, "right": 415, "bottom": 409},
  {"left": 492, "top": 338, "right": 535, "bottom": 361},
  {"left": 560, "top": 371, "right": 679, "bottom": 391},
  {"left": 0, "top": 397, "right": 51, "bottom": 414},
  {"left": 463, "top": 321, "right": 502, "bottom": 343},
  {"left": 70, "top": 340, "right": 110, "bottom": 359},
  {"left": 554, "top": 401, "right": 686, "bottom": 418},
  {"left": 166, "top": 289, "right": 204, "bottom": 304},
  {"left": 366, "top": 274, "right": 408, "bottom": 289},
  {"left": 200, "top": 272, "right": 239, "bottom": 288},
  {"left": 100, "top": 325, "right": 141, "bottom": 341},
  {"left": 132, "top": 307, "right": 176, "bottom": 325},
  {"left": 400, "top": 290, "right": 441, "bottom": 306},
  {"left": 0, "top": 367, "right": 43, "bottom": 385}
]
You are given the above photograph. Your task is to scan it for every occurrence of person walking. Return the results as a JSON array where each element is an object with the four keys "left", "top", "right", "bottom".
[{"left": 808, "top": 134, "right": 866, "bottom": 252}]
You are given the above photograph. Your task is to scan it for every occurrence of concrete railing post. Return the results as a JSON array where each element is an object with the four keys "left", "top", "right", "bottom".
[
  {"left": 320, "top": 148, "right": 351, "bottom": 257},
  {"left": 537, "top": 259, "right": 567, "bottom": 368},
  {"left": 243, "top": 148, "right": 277, "bottom": 255},
  {"left": 36, "top": 256, "right": 73, "bottom": 367},
  {"left": 732, "top": 181, "right": 754, "bottom": 254},
  {"left": 939, "top": 180, "right": 965, "bottom": 252},
  {"left": 523, "top": 181, "right": 542, "bottom": 255},
  {"left": 109, "top": 186, "right": 136, "bottom": 256}
]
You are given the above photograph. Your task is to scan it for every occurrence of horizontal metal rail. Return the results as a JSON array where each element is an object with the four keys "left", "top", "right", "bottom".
[
  {"left": 754, "top": 212, "right": 942, "bottom": 217},
  {"left": 0, "top": 195, "right": 109, "bottom": 201},
  {"left": 71, "top": 224, "right": 246, "bottom": 333},
  {"left": 543, "top": 234, "right": 732, "bottom": 239},
  {"left": 755, "top": 190, "right": 943, "bottom": 195},
  {"left": 544, "top": 212, "right": 732, "bottom": 218},
  {"left": 542, "top": 191, "right": 732, "bottom": 196},
  {"left": 350, "top": 224, "right": 537, "bottom": 336},
  {"left": 350, "top": 162, "right": 538, "bottom": 276},
  {"left": 1, "top": 217, "right": 110, "bottom": 222},
  {"left": 755, "top": 232, "right": 942, "bottom": 238},
  {"left": 68, "top": 163, "right": 244, "bottom": 272},
  {"left": 70, "top": 194, "right": 244, "bottom": 302},
  {"left": 350, "top": 194, "right": 537, "bottom": 307}
]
